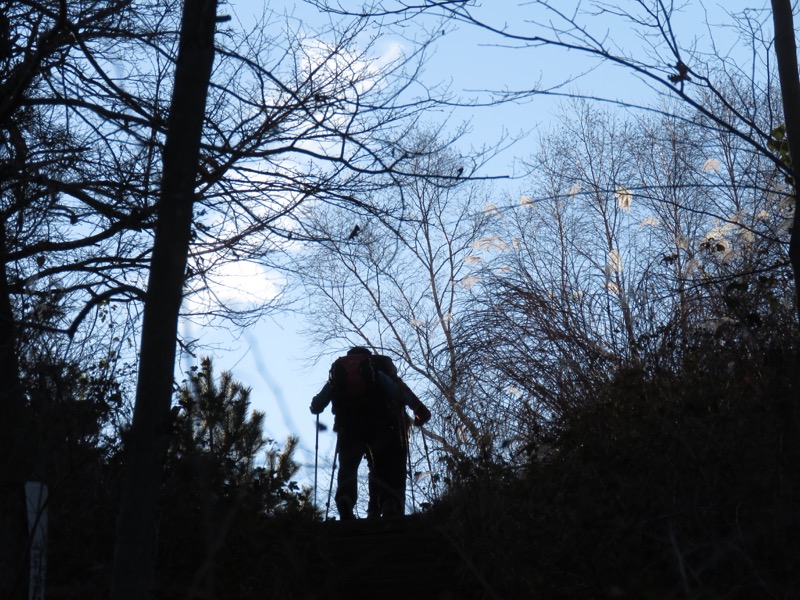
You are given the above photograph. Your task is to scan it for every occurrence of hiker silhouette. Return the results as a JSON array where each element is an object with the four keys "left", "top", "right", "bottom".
[{"left": 310, "top": 346, "right": 431, "bottom": 520}]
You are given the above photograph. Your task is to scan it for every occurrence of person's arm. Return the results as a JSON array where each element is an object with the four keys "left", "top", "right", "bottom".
[
  {"left": 398, "top": 381, "right": 431, "bottom": 426},
  {"left": 374, "top": 355, "right": 430, "bottom": 425},
  {"left": 310, "top": 381, "right": 333, "bottom": 414}
]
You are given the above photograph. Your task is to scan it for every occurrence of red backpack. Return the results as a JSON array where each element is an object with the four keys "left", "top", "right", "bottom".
[
  {"left": 329, "top": 353, "right": 401, "bottom": 412},
  {"left": 330, "top": 353, "right": 377, "bottom": 406}
]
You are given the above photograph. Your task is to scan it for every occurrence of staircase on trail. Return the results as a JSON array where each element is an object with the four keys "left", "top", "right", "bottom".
[{"left": 310, "top": 514, "right": 463, "bottom": 600}]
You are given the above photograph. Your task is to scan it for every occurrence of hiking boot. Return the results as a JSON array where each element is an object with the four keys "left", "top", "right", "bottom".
[
  {"left": 336, "top": 496, "right": 355, "bottom": 521},
  {"left": 367, "top": 496, "right": 381, "bottom": 519},
  {"left": 381, "top": 498, "right": 403, "bottom": 518}
]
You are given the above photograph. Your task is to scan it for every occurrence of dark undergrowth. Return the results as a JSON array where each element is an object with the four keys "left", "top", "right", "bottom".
[
  {"left": 429, "top": 345, "right": 800, "bottom": 599},
  {"left": 41, "top": 336, "right": 800, "bottom": 599}
]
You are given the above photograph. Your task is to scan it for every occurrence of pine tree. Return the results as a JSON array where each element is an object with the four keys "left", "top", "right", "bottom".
[{"left": 156, "top": 357, "right": 315, "bottom": 599}]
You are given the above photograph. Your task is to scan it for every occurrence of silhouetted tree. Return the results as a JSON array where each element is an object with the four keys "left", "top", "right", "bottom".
[
  {"left": 770, "top": 0, "right": 800, "bottom": 314},
  {"left": 297, "top": 131, "right": 503, "bottom": 506},
  {"left": 23, "top": 351, "right": 126, "bottom": 600},
  {"left": 309, "top": 1, "right": 800, "bottom": 322},
  {"left": 457, "top": 97, "right": 793, "bottom": 462},
  {"left": 157, "top": 357, "right": 313, "bottom": 599},
  {"left": 0, "top": 1, "right": 162, "bottom": 595},
  {"left": 109, "top": 0, "right": 219, "bottom": 598}
]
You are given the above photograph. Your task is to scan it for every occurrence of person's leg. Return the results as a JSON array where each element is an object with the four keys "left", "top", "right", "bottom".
[
  {"left": 365, "top": 450, "right": 381, "bottom": 519},
  {"left": 335, "top": 430, "right": 365, "bottom": 520},
  {"left": 370, "top": 423, "right": 407, "bottom": 517}
]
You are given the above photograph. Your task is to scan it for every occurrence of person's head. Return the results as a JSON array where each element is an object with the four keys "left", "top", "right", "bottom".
[{"left": 347, "top": 346, "right": 372, "bottom": 356}]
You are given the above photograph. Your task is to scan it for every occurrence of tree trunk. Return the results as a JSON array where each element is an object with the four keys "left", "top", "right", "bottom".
[
  {"left": 769, "top": 1, "right": 800, "bottom": 578},
  {"left": 109, "top": 1, "right": 218, "bottom": 599},
  {"left": 771, "top": 0, "right": 800, "bottom": 321},
  {"left": 0, "top": 220, "right": 31, "bottom": 600}
]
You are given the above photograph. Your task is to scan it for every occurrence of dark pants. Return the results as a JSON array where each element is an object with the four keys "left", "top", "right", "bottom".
[{"left": 334, "top": 408, "right": 407, "bottom": 518}]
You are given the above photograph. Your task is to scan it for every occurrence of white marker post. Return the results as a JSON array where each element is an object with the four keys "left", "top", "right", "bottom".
[{"left": 25, "top": 481, "right": 48, "bottom": 600}]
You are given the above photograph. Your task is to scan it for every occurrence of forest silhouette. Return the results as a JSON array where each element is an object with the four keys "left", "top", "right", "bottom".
[
  {"left": 37, "top": 337, "right": 800, "bottom": 598},
  {"left": 2, "top": 1, "right": 799, "bottom": 599}
]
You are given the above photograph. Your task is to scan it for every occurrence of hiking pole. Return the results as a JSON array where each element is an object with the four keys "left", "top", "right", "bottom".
[
  {"left": 421, "top": 427, "right": 438, "bottom": 497},
  {"left": 314, "top": 414, "right": 319, "bottom": 507},
  {"left": 325, "top": 437, "right": 339, "bottom": 521},
  {"left": 406, "top": 430, "right": 416, "bottom": 512}
]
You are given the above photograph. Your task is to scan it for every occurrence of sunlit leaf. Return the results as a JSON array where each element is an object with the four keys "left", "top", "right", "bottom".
[
  {"left": 608, "top": 249, "right": 622, "bottom": 274},
  {"left": 459, "top": 276, "right": 480, "bottom": 290},
  {"left": 638, "top": 216, "right": 659, "bottom": 228},
  {"left": 472, "top": 236, "right": 509, "bottom": 251},
  {"left": 615, "top": 186, "right": 632, "bottom": 211},
  {"left": 482, "top": 203, "right": 502, "bottom": 217}
]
